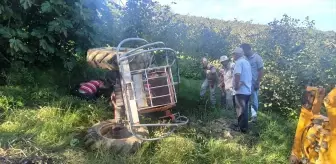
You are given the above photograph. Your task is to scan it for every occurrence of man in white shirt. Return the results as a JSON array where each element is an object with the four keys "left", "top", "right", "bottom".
[
  {"left": 218, "top": 55, "right": 235, "bottom": 109},
  {"left": 231, "top": 47, "right": 252, "bottom": 133}
]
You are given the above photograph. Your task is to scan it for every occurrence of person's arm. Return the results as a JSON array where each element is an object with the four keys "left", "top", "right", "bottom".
[
  {"left": 208, "top": 67, "right": 217, "bottom": 87},
  {"left": 257, "top": 69, "right": 263, "bottom": 85},
  {"left": 230, "top": 63, "right": 235, "bottom": 76},
  {"left": 255, "top": 56, "right": 264, "bottom": 89},
  {"left": 218, "top": 69, "right": 224, "bottom": 87},
  {"left": 233, "top": 62, "right": 242, "bottom": 91},
  {"left": 234, "top": 74, "right": 241, "bottom": 91}
]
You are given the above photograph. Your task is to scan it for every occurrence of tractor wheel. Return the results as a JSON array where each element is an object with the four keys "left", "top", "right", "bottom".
[
  {"left": 87, "top": 47, "right": 119, "bottom": 71},
  {"left": 84, "top": 119, "right": 149, "bottom": 154}
]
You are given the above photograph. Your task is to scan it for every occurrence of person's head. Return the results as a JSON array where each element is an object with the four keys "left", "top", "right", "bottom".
[
  {"left": 220, "top": 55, "right": 229, "bottom": 67},
  {"left": 232, "top": 47, "right": 244, "bottom": 61},
  {"left": 202, "top": 57, "right": 208, "bottom": 67},
  {"left": 240, "top": 43, "right": 253, "bottom": 57}
]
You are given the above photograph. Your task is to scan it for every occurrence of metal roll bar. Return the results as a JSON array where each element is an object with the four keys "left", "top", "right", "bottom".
[
  {"left": 119, "top": 47, "right": 177, "bottom": 62},
  {"left": 122, "top": 42, "right": 165, "bottom": 57},
  {"left": 116, "top": 38, "right": 148, "bottom": 63},
  {"left": 116, "top": 38, "right": 187, "bottom": 141}
]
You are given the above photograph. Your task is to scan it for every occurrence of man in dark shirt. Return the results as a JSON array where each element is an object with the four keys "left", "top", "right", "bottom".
[{"left": 240, "top": 43, "right": 264, "bottom": 123}]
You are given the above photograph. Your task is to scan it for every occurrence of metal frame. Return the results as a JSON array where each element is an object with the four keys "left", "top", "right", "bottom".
[{"left": 116, "top": 38, "right": 188, "bottom": 141}]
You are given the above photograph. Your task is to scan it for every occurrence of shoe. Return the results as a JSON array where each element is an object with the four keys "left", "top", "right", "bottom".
[
  {"left": 230, "top": 125, "right": 240, "bottom": 131},
  {"left": 229, "top": 123, "right": 240, "bottom": 131},
  {"left": 240, "top": 128, "right": 248, "bottom": 133},
  {"left": 231, "top": 123, "right": 239, "bottom": 127},
  {"left": 229, "top": 123, "right": 248, "bottom": 133}
]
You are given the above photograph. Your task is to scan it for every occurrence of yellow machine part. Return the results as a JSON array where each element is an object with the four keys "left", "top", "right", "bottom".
[
  {"left": 290, "top": 87, "right": 336, "bottom": 164},
  {"left": 324, "top": 87, "right": 336, "bottom": 164},
  {"left": 290, "top": 87, "right": 325, "bottom": 162}
]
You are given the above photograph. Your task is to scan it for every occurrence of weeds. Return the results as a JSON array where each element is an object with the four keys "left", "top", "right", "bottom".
[{"left": 0, "top": 68, "right": 297, "bottom": 163}]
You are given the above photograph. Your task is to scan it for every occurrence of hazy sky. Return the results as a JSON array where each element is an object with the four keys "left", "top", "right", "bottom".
[{"left": 152, "top": 0, "right": 336, "bottom": 31}]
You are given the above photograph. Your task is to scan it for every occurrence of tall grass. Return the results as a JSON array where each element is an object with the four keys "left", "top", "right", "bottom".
[{"left": 0, "top": 67, "right": 297, "bottom": 163}]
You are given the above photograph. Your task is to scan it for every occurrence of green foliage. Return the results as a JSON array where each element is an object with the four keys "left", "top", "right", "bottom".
[
  {"left": 0, "top": 0, "right": 335, "bottom": 117},
  {"left": 256, "top": 15, "right": 336, "bottom": 115},
  {"left": 113, "top": 1, "right": 336, "bottom": 117},
  {"left": 0, "top": 1, "right": 336, "bottom": 162},
  {"left": 0, "top": 0, "right": 116, "bottom": 68},
  {"left": 5, "top": 61, "right": 35, "bottom": 85},
  {"left": 178, "top": 55, "right": 202, "bottom": 79},
  {"left": 2, "top": 0, "right": 335, "bottom": 117}
]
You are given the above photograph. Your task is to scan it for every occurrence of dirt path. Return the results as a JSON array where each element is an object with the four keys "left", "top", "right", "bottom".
[{"left": 190, "top": 117, "right": 242, "bottom": 139}]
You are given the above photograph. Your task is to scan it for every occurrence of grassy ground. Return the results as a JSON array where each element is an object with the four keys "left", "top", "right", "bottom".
[{"left": 0, "top": 70, "right": 297, "bottom": 164}]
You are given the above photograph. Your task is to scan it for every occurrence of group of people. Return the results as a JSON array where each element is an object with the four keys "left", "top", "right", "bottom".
[{"left": 200, "top": 43, "right": 264, "bottom": 133}]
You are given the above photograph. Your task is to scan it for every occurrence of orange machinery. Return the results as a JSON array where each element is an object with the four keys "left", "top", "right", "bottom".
[{"left": 290, "top": 86, "right": 336, "bottom": 164}]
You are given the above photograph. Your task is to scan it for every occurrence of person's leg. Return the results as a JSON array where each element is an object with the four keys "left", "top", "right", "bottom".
[
  {"left": 233, "top": 95, "right": 236, "bottom": 109},
  {"left": 233, "top": 94, "right": 250, "bottom": 133},
  {"left": 200, "top": 79, "right": 208, "bottom": 98},
  {"left": 238, "top": 94, "right": 247, "bottom": 132},
  {"left": 221, "top": 89, "right": 226, "bottom": 108},
  {"left": 251, "top": 89, "right": 259, "bottom": 121},
  {"left": 235, "top": 94, "right": 243, "bottom": 120},
  {"left": 209, "top": 84, "right": 216, "bottom": 106},
  {"left": 231, "top": 94, "right": 245, "bottom": 131},
  {"left": 240, "top": 95, "right": 250, "bottom": 132},
  {"left": 225, "top": 89, "right": 233, "bottom": 109}
]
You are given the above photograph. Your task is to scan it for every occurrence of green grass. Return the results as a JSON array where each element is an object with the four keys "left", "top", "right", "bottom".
[{"left": 0, "top": 71, "right": 298, "bottom": 163}]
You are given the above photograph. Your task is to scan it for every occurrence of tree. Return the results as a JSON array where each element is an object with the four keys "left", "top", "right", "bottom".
[{"left": 0, "top": 0, "right": 115, "bottom": 69}]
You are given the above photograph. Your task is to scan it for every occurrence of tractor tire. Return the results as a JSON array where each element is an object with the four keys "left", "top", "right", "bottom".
[
  {"left": 87, "top": 47, "right": 151, "bottom": 71},
  {"left": 87, "top": 47, "right": 120, "bottom": 71},
  {"left": 84, "top": 119, "right": 149, "bottom": 154}
]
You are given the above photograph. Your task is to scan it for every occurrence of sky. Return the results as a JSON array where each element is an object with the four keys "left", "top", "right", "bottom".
[{"left": 119, "top": 0, "right": 336, "bottom": 31}]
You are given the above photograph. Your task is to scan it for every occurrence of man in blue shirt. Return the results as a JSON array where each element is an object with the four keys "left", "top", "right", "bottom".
[
  {"left": 241, "top": 43, "right": 264, "bottom": 123},
  {"left": 231, "top": 47, "right": 252, "bottom": 133}
]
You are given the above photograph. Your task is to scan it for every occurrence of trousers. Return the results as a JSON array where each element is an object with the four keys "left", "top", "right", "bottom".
[
  {"left": 200, "top": 79, "right": 216, "bottom": 105},
  {"left": 235, "top": 94, "right": 250, "bottom": 132},
  {"left": 250, "top": 89, "right": 259, "bottom": 117},
  {"left": 221, "top": 89, "right": 235, "bottom": 109}
]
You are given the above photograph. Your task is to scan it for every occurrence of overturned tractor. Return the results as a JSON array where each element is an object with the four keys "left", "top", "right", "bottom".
[{"left": 84, "top": 38, "right": 188, "bottom": 154}]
